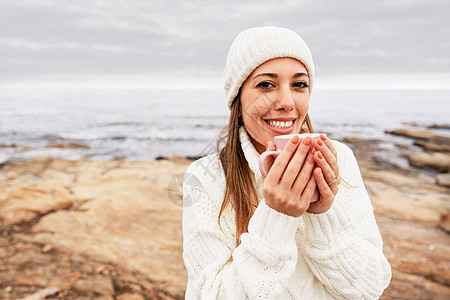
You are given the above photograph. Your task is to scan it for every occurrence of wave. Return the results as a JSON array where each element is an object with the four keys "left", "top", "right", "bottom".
[{"left": 1, "top": 88, "right": 449, "bottom": 162}]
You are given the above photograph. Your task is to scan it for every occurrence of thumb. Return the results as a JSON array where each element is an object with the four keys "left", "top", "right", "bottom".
[
  {"left": 263, "top": 141, "right": 276, "bottom": 178},
  {"left": 267, "top": 140, "right": 276, "bottom": 151}
]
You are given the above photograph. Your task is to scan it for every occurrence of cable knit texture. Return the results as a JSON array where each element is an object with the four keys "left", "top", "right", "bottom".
[{"left": 182, "top": 127, "right": 391, "bottom": 299}]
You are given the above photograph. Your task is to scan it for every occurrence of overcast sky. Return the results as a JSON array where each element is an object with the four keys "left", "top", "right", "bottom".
[{"left": 1, "top": 0, "right": 449, "bottom": 89}]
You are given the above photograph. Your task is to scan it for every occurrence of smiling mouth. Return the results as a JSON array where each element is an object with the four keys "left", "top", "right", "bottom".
[{"left": 264, "top": 119, "right": 294, "bottom": 129}]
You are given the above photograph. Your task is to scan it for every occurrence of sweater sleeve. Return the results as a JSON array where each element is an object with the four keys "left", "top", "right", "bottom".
[
  {"left": 182, "top": 157, "right": 300, "bottom": 299},
  {"left": 301, "top": 142, "right": 391, "bottom": 299}
]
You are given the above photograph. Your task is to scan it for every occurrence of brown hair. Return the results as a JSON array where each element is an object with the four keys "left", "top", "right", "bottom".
[{"left": 217, "top": 93, "right": 313, "bottom": 247}]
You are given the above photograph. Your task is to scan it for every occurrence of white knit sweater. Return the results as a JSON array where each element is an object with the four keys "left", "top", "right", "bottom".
[{"left": 182, "top": 127, "right": 391, "bottom": 299}]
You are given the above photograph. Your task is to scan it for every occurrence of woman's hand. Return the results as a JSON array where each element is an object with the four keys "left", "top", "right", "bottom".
[
  {"left": 308, "top": 134, "right": 340, "bottom": 214},
  {"left": 262, "top": 136, "right": 317, "bottom": 217}
]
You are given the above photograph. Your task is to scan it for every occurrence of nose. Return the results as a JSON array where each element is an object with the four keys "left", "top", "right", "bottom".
[{"left": 274, "top": 85, "right": 294, "bottom": 111}]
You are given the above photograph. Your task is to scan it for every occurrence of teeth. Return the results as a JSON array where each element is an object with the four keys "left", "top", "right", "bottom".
[{"left": 267, "top": 120, "right": 293, "bottom": 129}]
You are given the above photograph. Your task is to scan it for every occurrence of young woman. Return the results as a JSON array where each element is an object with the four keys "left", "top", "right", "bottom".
[{"left": 182, "top": 26, "right": 391, "bottom": 299}]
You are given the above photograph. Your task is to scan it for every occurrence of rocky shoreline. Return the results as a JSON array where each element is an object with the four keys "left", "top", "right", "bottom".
[
  {"left": 385, "top": 127, "right": 450, "bottom": 186},
  {"left": 1, "top": 127, "right": 450, "bottom": 299}
]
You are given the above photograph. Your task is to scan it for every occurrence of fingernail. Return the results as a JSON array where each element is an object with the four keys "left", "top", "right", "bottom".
[
  {"left": 291, "top": 135, "right": 299, "bottom": 144},
  {"left": 311, "top": 148, "right": 316, "bottom": 155},
  {"left": 303, "top": 136, "right": 312, "bottom": 146},
  {"left": 317, "top": 151, "right": 323, "bottom": 159},
  {"left": 266, "top": 141, "right": 269, "bottom": 150},
  {"left": 320, "top": 134, "right": 327, "bottom": 141},
  {"left": 317, "top": 139, "right": 323, "bottom": 146}
]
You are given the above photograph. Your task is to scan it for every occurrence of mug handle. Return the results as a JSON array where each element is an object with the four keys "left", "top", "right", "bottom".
[
  {"left": 310, "top": 188, "right": 320, "bottom": 202},
  {"left": 258, "top": 150, "right": 280, "bottom": 177}
]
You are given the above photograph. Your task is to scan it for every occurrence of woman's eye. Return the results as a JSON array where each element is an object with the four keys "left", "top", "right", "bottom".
[
  {"left": 256, "top": 81, "right": 275, "bottom": 89},
  {"left": 293, "top": 81, "right": 308, "bottom": 88}
]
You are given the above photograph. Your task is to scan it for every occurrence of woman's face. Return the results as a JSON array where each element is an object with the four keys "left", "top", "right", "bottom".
[{"left": 240, "top": 57, "right": 310, "bottom": 154}]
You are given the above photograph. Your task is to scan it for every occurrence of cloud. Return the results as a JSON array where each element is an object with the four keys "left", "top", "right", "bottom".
[
  {"left": 0, "top": 37, "right": 141, "bottom": 54},
  {"left": 0, "top": 0, "right": 449, "bottom": 88}
]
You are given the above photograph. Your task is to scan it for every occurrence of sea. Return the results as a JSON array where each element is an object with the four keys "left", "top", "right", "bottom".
[{"left": 0, "top": 88, "right": 449, "bottom": 169}]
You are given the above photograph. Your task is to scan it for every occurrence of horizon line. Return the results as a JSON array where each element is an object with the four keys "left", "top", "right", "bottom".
[{"left": 1, "top": 72, "right": 450, "bottom": 90}]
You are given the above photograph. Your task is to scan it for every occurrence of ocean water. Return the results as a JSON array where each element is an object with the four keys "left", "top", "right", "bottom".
[{"left": 0, "top": 88, "right": 449, "bottom": 165}]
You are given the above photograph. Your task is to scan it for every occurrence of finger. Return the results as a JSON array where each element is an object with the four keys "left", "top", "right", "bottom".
[
  {"left": 313, "top": 151, "right": 339, "bottom": 187},
  {"left": 314, "top": 156, "right": 340, "bottom": 195},
  {"left": 262, "top": 141, "right": 277, "bottom": 178},
  {"left": 319, "top": 134, "right": 337, "bottom": 157},
  {"left": 300, "top": 172, "right": 317, "bottom": 201},
  {"left": 263, "top": 156, "right": 275, "bottom": 179},
  {"left": 314, "top": 135, "right": 337, "bottom": 160},
  {"left": 314, "top": 167, "right": 337, "bottom": 199},
  {"left": 267, "top": 140, "right": 276, "bottom": 151},
  {"left": 282, "top": 136, "right": 313, "bottom": 187},
  {"left": 291, "top": 146, "right": 316, "bottom": 193},
  {"left": 313, "top": 136, "right": 339, "bottom": 178},
  {"left": 266, "top": 136, "right": 300, "bottom": 183}
]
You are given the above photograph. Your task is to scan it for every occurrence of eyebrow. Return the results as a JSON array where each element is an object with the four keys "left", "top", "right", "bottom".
[{"left": 252, "top": 72, "right": 309, "bottom": 80}]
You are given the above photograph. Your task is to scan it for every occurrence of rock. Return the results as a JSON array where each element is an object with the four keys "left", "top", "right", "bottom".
[
  {"left": 17, "top": 156, "right": 54, "bottom": 177},
  {"left": 2, "top": 153, "right": 450, "bottom": 299},
  {"left": 376, "top": 216, "right": 450, "bottom": 299},
  {"left": 25, "top": 158, "right": 191, "bottom": 296},
  {"left": 341, "top": 136, "right": 365, "bottom": 143},
  {"left": 13, "top": 273, "right": 48, "bottom": 286},
  {"left": 0, "top": 183, "right": 73, "bottom": 226},
  {"left": 386, "top": 129, "right": 450, "bottom": 143},
  {"left": 364, "top": 169, "right": 447, "bottom": 224},
  {"left": 1, "top": 210, "right": 38, "bottom": 226},
  {"left": 42, "top": 244, "right": 53, "bottom": 253},
  {"left": 46, "top": 142, "right": 90, "bottom": 149},
  {"left": 408, "top": 152, "right": 450, "bottom": 172},
  {"left": 439, "top": 213, "right": 450, "bottom": 234},
  {"left": 361, "top": 161, "right": 450, "bottom": 298},
  {"left": 436, "top": 173, "right": 450, "bottom": 187},
  {"left": 116, "top": 293, "right": 145, "bottom": 300},
  {"left": 429, "top": 124, "right": 450, "bottom": 130},
  {"left": 73, "top": 275, "right": 114, "bottom": 296},
  {"left": 0, "top": 143, "right": 17, "bottom": 148},
  {"left": 166, "top": 155, "right": 193, "bottom": 164},
  {"left": 76, "top": 297, "right": 113, "bottom": 300},
  {"left": 0, "top": 234, "right": 167, "bottom": 299},
  {"left": 402, "top": 122, "right": 420, "bottom": 127},
  {"left": 414, "top": 141, "right": 450, "bottom": 152}
]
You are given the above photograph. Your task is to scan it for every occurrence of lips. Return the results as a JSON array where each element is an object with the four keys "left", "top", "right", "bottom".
[
  {"left": 265, "top": 120, "right": 293, "bottom": 129},
  {"left": 264, "top": 118, "right": 296, "bottom": 134}
]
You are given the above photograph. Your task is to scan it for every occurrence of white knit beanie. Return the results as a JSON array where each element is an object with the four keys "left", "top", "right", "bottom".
[{"left": 224, "top": 26, "right": 315, "bottom": 110}]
